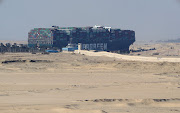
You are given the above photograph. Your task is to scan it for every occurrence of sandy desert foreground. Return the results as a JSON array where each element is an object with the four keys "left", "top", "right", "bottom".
[{"left": 0, "top": 52, "right": 180, "bottom": 113}]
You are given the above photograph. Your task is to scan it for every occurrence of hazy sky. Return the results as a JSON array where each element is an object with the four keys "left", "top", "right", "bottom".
[{"left": 0, "top": 0, "right": 180, "bottom": 41}]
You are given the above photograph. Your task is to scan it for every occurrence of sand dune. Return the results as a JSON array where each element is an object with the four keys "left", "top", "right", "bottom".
[{"left": 0, "top": 51, "right": 180, "bottom": 113}]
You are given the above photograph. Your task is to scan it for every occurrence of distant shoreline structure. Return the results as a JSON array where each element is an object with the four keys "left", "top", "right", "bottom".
[
  {"left": 0, "top": 40, "right": 27, "bottom": 44},
  {"left": 157, "top": 38, "right": 180, "bottom": 43}
]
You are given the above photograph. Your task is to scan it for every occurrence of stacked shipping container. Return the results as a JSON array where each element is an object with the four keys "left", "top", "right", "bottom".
[
  {"left": 28, "top": 26, "right": 135, "bottom": 52},
  {"left": 28, "top": 28, "right": 53, "bottom": 48}
]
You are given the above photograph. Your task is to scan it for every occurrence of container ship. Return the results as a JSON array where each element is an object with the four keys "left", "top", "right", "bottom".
[{"left": 28, "top": 25, "right": 135, "bottom": 52}]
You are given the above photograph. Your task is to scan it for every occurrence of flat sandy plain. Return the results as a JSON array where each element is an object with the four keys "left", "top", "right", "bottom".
[
  {"left": 0, "top": 44, "right": 180, "bottom": 113},
  {"left": 130, "top": 42, "right": 180, "bottom": 57}
]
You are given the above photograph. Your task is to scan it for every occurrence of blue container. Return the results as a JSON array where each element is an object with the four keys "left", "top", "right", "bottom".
[
  {"left": 45, "top": 50, "right": 59, "bottom": 53},
  {"left": 62, "top": 47, "right": 78, "bottom": 51}
]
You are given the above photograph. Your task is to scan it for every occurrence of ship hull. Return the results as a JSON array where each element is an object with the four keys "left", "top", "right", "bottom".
[{"left": 107, "top": 40, "right": 135, "bottom": 52}]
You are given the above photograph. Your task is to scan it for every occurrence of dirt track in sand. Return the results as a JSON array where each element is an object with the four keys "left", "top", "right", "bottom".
[{"left": 75, "top": 50, "right": 180, "bottom": 62}]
